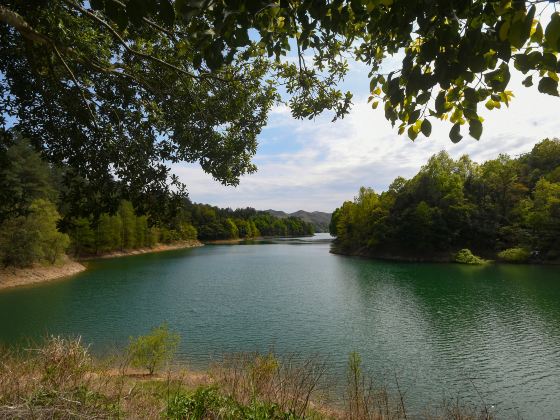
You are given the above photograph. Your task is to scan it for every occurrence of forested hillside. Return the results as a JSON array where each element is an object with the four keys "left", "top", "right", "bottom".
[
  {"left": 330, "top": 139, "right": 560, "bottom": 263},
  {"left": 185, "top": 204, "right": 314, "bottom": 240},
  {"left": 0, "top": 136, "right": 312, "bottom": 267},
  {"left": 265, "top": 210, "right": 331, "bottom": 232}
]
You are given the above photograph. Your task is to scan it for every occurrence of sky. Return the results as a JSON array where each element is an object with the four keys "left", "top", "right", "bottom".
[{"left": 174, "top": 52, "right": 560, "bottom": 214}]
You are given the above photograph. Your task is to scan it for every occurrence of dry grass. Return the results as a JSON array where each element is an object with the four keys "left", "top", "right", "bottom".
[
  {"left": 0, "top": 338, "right": 497, "bottom": 419},
  {"left": 210, "top": 352, "right": 330, "bottom": 418}
]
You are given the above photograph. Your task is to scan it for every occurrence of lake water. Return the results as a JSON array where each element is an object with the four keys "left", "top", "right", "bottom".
[{"left": 0, "top": 233, "right": 559, "bottom": 418}]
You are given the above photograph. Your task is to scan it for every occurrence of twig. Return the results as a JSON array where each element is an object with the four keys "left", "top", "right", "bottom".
[
  {"left": 52, "top": 44, "right": 98, "bottom": 128},
  {"left": 394, "top": 373, "right": 408, "bottom": 420}
]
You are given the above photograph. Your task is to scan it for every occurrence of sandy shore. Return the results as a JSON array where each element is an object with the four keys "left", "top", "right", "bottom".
[
  {"left": 0, "top": 256, "right": 87, "bottom": 291},
  {"left": 0, "top": 240, "right": 203, "bottom": 291},
  {"left": 78, "top": 240, "right": 203, "bottom": 261},
  {"left": 203, "top": 238, "right": 250, "bottom": 244}
]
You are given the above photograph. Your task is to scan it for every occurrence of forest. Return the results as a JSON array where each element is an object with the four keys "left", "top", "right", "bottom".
[
  {"left": 330, "top": 138, "right": 560, "bottom": 263},
  {"left": 0, "top": 136, "right": 313, "bottom": 267}
]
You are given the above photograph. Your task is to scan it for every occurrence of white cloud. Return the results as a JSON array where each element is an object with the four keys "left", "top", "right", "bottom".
[{"left": 173, "top": 71, "right": 560, "bottom": 213}]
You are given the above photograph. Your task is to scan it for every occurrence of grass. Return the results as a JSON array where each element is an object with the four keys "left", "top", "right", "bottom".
[{"left": 0, "top": 337, "right": 497, "bottom": 419}]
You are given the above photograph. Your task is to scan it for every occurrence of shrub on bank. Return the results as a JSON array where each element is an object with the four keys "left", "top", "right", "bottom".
[
  {"left": 128, "top": 323, "right": 180, "bottom": 375},
  {"left": 454, "top": 249, "right": 487, "bottom": 265},
  {"left": 166, "top": 387, "right": 295, "bottom": 419},
  {"left": 497, "top": 247, "right": 531, "bottom": 263}
]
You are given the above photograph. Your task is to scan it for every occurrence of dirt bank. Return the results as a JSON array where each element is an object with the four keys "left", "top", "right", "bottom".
[
  {"left": 78, "top": 240, "right": 203, "bottom": 261},
  {"left": 0, "top": 240, "right": 203, "bottom": 291},
  {"left": 0, "top": 256, "right": 87, "bottom": 291}
]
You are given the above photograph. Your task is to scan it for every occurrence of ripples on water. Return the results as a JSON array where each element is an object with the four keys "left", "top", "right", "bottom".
[{"left": 0, "top": 233, "right": 559, "bottom": 419}]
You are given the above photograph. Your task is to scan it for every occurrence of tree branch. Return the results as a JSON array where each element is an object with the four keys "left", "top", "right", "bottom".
[
  {"left": 52, "top": 44, "right": 99, "bottom": 128},
  {"left": 0, "top": 5, "right": 51, "bottom": 45},
  {"left": 62, "top": 0, "right": 226, "bottom": 83}
]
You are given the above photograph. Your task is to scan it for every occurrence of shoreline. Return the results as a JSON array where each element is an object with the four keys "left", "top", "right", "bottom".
[
  {"left": 0, "top": 240, "right": 203, "bottom": 291},
  {"left": 330, "top": 246, "right": 560, "bottom": 265},
  {"left": 203, "top": 234, "right": 318, "bottom": 245},
  {"left": 0, "top": 256, "right": 87, "bottom": 291},
  {"left": 78, "top": 240, "right": 203, "bottom": 261}
]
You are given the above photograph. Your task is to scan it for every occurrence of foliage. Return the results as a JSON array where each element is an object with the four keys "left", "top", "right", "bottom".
[
  {"left": 166, "top": 387, "right": 296, "bottom": 420},
  {"left": 69, "top": 217, "right": 95, "bottom": 257},
  {"left": 118, "top": 200, "right": 137, "bottom": 249},
  {"left": 3, "top": 0, "right": 560, "bottom": 155},
  {"left": 0, "top": 136, "right": 57, "bottom": 223},
  {"left": 454, "top": 249, "right": 487, "bottom": 265},
  {"left": 0, "top": 142, "right": 312, "bottom": 263},
  {"left": 127, "top": 323, "right": 180, "bottom": 375},
  {"left": 0, "top": 2, "right": 276, "bottom": 220},
  {"left": 1, "top": 339, "right": 499, "bottom": 420},
  {"left": 497, "top": 247, "right": 531, "bottom": 263},
  {"left": 331, "top": 138, "right": 560, "bottom": 262},
  {"left": 0, "top": 199, "right": 69, "bottom": 267},
  {"left": 187, "top": 204, "right": 313, "bottom": 241}
]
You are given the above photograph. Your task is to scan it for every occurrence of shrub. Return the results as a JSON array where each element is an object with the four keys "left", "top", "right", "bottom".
[
  {"left": 454, "top": 249, "right": 487, "bottom": 265},
  {"left": 166, "top": 387, "right": 294, "bottom": 420},
  {"left": 128, "top": 323, "right": 180, "bottom": 375},
  {"left": 497, "top": 247, "right": 531, "bottom": 263},
  {"left": 38, "top": 336, "right": 91, "bottom": 389}
]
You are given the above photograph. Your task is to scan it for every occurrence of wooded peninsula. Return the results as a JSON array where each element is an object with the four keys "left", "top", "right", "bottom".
[{"left": 330, "top": 138, "right": 560, "bottom": 264}]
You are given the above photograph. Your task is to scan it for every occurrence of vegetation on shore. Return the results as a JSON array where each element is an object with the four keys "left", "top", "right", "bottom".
[
  {"left": 0, "top": 332, "right": 495, "bottom": 419},
  {"left": 0, "top": 137, "right": 312, "bottom": 268},
  {"left": 189, "top": 205, "right": 314, "bottom": 241},
  {"left": 454, "top": 249, "right": 488, "bottom": 265},
  {"left": 330, "top": 139, "right": 560, "bottom": 264}
]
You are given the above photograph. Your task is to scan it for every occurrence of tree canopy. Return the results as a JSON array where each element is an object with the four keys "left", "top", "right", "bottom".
[
  {"left": 2, "top": 1, "right": 560, "bottom": 220},
  {"left": 3, "top": 0, "right": 560, "bottom": 150},
  {"left": 330, "top": 138, "right": 560, "bottom": 262}
]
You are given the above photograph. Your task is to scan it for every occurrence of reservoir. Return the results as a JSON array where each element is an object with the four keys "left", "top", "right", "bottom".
[{"left": 1, "top": 233, "right": 559, "bottom": 418}]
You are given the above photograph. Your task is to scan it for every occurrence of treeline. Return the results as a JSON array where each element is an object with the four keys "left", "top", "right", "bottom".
[
  {"left": 186, "top": 204, "right": 314, "bottom": 240},
  {"left": 68, "top": 200, "right": 198, "bottom": 257},
  {"left": 0, "top": 136, "right": 312, "bottom": 267},
  {"left": 0, "top": 139, "right": 196, "bottom": 264},
  {"left": 330, "top": 139, "right": 560, "bottom": 263}
]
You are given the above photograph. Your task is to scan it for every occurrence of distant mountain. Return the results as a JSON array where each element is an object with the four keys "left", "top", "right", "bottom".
[{"left": 264, "top": 209, "right": 332, "bottom": 233}]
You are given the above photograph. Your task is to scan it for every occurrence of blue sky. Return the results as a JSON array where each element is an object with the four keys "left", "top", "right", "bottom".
[{"left": 174, "top": 51, "right": 560, "bottom": 213}]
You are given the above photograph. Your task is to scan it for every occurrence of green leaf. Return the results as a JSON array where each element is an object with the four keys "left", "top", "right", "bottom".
[
  {"left": 105, "top": 2, "right": 128, "bottom": 30},
  {"left": 435, "top": 91, "right": 446, "bottom": 114},
  {"left": 545, "top": 13, "right": 560, "bottom": 51},
  {"left": 484, "top": 63, "right": 510, "bottom": 91},
  {"left": 538, "top": 77, "right": 559, "bottom": 96},
  {"left": 531, "top": 22, "right": 543, "bottom": 43},
  {"left": 449, "top": 123, "right": 462, "bottom": 143},
  {"left": 416, "top": 91, "right": 431, "bottom": 105},
  {"left": 499, "top": 19, "right": 510, "bottom": 41},
  {"left": 468, "top": 119, "right": 483, "bottom": 140},
  {"left": 126, "top": 0, "right": 149, "bottom": 24},
  {"left": 158, "top": 0, "right": 175, "bottom": 26},
  {"left": 509, "top": 8, "right": 533, "bottom": 49},
  {"left": 522, "top": 75, "right": 533, "bottom": 87},
  {"left": 408, "top": 109, "right": 421, "bottom": 124},
  {"left": 407, "top": 125, "right": 418, "bottom": 141},
  {"left": 420, "top": 119, "right": 432, "bottom": 137}
]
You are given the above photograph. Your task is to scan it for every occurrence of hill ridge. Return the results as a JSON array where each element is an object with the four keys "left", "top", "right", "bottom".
[{"left": 264, "top": 209, "right": 331, "bottom": 233}]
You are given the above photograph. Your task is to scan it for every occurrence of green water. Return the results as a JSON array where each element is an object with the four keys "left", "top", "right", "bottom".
[{"left": 1, "top": 234, "right": 559, "bottom": 418}]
